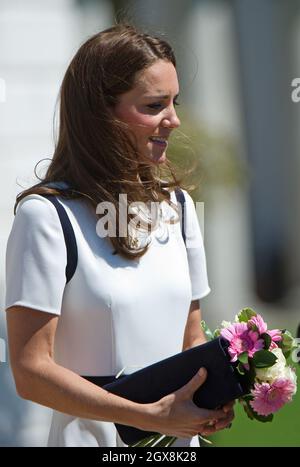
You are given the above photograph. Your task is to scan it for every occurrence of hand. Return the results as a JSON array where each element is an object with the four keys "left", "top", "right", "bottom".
[
  {"left": 199, "top": 400, "right": 235, "bottom": 437},
  {"left": 148, "top": 367, "right": 230, "bottom": 438}
]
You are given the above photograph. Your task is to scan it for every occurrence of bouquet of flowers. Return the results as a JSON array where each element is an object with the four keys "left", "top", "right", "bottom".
[
  {"left": 131, "top": 307, "right": 298, "bottom": 447},
  {"left": 210, "top": 307, "right": 298, "bottom": 422}
]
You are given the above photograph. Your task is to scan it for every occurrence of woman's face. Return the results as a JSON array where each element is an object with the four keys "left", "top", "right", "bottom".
[{"left": 113, "top": 59, "right": 181, "bottom": 164}]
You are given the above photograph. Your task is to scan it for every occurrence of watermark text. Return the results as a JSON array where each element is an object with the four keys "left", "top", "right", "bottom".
[{"left": 95, "top": 194, "right": 205, "bottom": 248}]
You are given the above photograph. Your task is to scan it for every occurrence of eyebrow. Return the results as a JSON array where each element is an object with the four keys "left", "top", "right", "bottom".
[{"left": 144, "top": 93, "right": 180, "bottom": 99}]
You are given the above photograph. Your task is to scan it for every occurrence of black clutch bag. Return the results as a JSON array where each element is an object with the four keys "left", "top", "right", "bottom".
[{"left": 101, "top": 337, "right": 249, "bottom": 445}]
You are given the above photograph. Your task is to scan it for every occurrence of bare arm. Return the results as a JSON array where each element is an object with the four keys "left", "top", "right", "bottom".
[
  {"left": 182, "top": 300, "right": 207, "bottom": 351},
  {"left": 6, "top": 306, "right": 152, "bottom": 430},
  {"left": 6, "top": 306, "right": 231, "bottom": 438}
]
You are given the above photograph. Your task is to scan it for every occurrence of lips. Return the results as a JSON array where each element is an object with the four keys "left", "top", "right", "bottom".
[{"left": 149, "top": 136, "right": 168, "bottom": 146}]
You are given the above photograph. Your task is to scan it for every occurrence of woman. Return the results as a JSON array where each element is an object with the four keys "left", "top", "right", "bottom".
[{"left": 5, "top": 24, "right": 234, "bottom": 447}]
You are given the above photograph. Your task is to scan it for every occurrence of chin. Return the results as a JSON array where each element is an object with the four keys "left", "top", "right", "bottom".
[
  {"left": 149, "top": 150, "right": 168, "bottom": 164},
  {"left": 157, "top": 155, "right": 167, "bottom": 164},
  {"left": 150, "top": 157, "right": 166, "bottom": 165}
]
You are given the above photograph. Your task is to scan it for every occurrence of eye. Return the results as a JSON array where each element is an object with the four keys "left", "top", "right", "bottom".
[
  {"left": 147, "top": 99, "right": 180, "bottom": 110},
  {"left": 147, "top": 103, "right": 162, "bottom": 110}
]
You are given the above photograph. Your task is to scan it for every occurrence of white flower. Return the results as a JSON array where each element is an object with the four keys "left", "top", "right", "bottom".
[
  {"left": 256, "top": 347, "right": 287, "bottom": 383},
  {"left": 282, "top": 366, "right": 297, "bottom": 394}
]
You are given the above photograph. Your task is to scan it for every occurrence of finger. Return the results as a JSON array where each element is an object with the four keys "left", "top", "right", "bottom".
[
  {"left": 201, "top": 424, "right": 230, "bottom": 437},
  {"left": 182, "top": 367, "right": 208, "bottom": 398},
  {"left": 201, "top": 410, "right": 234, "bottom": 433},
  {"left": 222, "top": 401, "right": 235, "bottom": 413},
  {"left": 200, "top": 417, "right": 233, "bottom": 436},
  {"left": 214, "top": 412, "right": 234, "bottom": 430},
  {"left": 200, "top": 427, "right": 215, "bottom": 436},
  {"left": 200, "top": 407, "right": 228, "bottom": 424}
]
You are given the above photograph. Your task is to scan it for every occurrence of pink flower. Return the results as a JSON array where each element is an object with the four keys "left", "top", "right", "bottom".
[
  {"left": 221, "top": 322, "right": 264, "bottom": 362},
  {"left": 248, "top": 314, "right": 267, "bottom": 334},
  {"left": 250, "top": 379, "right": 296, "bottom": 416},
  {"left": 248, "top": 315, "right": 282, "bottom": 349},
  {"left": 267, "top": 329, "right": 282, "bottom": 349}
]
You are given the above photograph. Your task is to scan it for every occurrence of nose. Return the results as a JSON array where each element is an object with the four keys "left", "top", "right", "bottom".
[{"left": 161, "top": 105, "right": 181, "bottom": 129}]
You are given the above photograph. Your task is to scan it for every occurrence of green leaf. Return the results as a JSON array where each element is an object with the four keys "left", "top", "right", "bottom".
[
  {"left": 242, "top": 394, "right": 254, "bottom": 402},
  {"left": 251, "top": 409, "right": 274, "bottom": 423},
  {"left": 261, "top": 332, "right": 272, "bottom": 350},
  {"left": 282, "top": 330, "right": 296, "bottom": 348},
  {"left": 279, "top": 330, "right": 299, "bottom": 359},
  {"left": 237, "top": 308, "right": 257, "bottom": 323},
  {"left": 213, "top": 328, "right": 221, "bottom": 338},
  {"left": 252, "top": 350, "right": 277, "bottom": 368},
  {"left": 200, "top": 320, "right": 214, "bottom": 341},
  {"left": 237, "top": 362, "right": 246, "bottom": 375},
  {"left": 241, "top": 399, "right": 255, "bottom": 420},
  {"left": 282, "top": 350, "right": 292, "bottom": 359},
  {"left": 238, "top": 352, "right": 249, "bottom": 364},
  {"left": 282, "top": 330, "right": 293, "bottom": 343}
]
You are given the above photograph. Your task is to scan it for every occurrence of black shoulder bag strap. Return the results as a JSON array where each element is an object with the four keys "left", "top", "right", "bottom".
[
  {"left": 174, "top": 187, "right": 186, "bottom": 245},
  {"left": 41, "top": 194, "right": 78, "bottom": 284}
]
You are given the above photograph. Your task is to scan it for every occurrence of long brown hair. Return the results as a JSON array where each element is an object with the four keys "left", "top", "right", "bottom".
[{"left": 15, "top": 23, "right": 191, "bottom": 259}]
